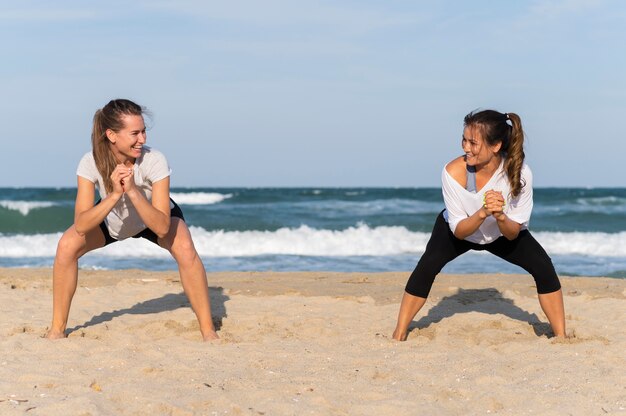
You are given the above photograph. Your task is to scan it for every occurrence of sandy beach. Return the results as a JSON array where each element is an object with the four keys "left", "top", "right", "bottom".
[{"left": 1, "top": 268, "right": 624, "bottom": 415}]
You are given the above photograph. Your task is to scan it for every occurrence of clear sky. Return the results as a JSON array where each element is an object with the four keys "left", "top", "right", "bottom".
[{"left": 1, "top": 0, "right": 624, "bottom": 188}]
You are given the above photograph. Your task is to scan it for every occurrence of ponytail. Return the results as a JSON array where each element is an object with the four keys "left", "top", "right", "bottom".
[{"left": 502, "top": 112, "right": 525, "bottom": 197}]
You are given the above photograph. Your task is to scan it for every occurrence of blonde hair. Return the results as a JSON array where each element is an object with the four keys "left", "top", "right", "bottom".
[{"left": 91, "top": 99, "right": 144, "bottom": 193}]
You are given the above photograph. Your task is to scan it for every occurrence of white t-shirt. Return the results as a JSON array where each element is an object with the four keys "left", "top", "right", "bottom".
[
  {"left": 76, "top": 146, "right": 172, "bottom": 240},
  {"left": 442, "top": 160, "right": 533, "bottom": 244}
]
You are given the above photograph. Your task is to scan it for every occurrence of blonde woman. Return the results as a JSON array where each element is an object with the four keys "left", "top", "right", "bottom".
[{"left": 46, "top": 99, "right": 218, "bottom": 341}]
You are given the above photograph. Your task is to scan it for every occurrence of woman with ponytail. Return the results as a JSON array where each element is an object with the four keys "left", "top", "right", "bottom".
[
  {"left": 392, "top": 109, "right": 566, "bottom": 340},
  {"left": 46, "top": 99, "right": 218, "bottom": 341}
]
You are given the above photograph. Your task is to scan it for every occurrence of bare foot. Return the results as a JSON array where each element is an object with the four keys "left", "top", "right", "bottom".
[
  {"left": 45, "top": 329, "right": 67, "bottom": 339},
  {"left": 202, "top": 330, "right": 220, "bottom": 341},
  {"left": 392, "top": 328, "right": 407, "bottom": 341}
]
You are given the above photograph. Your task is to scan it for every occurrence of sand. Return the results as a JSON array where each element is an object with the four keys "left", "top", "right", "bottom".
[{"left": 1, "top": 268, "right": 625, "bottom": 415}]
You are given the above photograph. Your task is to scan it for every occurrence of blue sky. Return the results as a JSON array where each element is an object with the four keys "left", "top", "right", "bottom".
[{"left": 1, "top": 0, "right": 624, "bottom": 187}]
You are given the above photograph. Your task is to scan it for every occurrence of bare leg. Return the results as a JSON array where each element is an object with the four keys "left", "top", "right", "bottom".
[
  {"left": 161, "top": 218, "right": 218, "bottom": 341},
  {"left": 392, "top": 291, "right": 428, "bottom": 341},
  {"left": 46, "top": 226, "right": 104, "bottom": 339},
  {"left": 538, "top": 289, "right": 566, "bottom": 337}
]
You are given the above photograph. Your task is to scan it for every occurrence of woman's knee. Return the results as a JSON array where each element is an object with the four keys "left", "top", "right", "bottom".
[
  {"left": 534, "top": 272, "right": 562, "bottom": 294},
  {"left": 405, "top": 259, "right": 443, "bottom": 298},
  {"left": 167, "top": 224, "right": 200, "bottom": 266},
  {"left": 55, "top": 229, "right": 85, "bottom": 261},
  {"left": 56, "top": 226, "right": 103, "bottom": 261},
  {"left": 171, "top": 241, "right": 199, "bottom": 266},
  {"left": 528, "top": 256, "right": 561, "bottom": 294}
]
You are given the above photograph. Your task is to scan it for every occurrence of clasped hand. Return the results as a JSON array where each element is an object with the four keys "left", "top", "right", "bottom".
[
  {"left": 111, "top": 164, "right": 136, "bottom": 194},
  {"left": 482, "top": 189, "right": 506, "bottom": 217}
]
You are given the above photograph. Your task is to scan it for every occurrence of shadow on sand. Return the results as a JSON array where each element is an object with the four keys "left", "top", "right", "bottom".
[
  {"left": 408, "top": 288, "right": 552, "bottom": 337},
  {"left": 66, "top": 286, "right": 229, "bottom": 335}
]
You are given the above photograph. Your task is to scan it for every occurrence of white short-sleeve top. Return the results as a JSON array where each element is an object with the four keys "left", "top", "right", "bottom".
[
  {"left": 442, "top": 160, "right": 533, "bottom": 244},
  {"left": 76, "top": 146, "right": 172, "bottom": 240}
]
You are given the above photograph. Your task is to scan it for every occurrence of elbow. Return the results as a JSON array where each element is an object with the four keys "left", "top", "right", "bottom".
[
  {"left": 74, "top": 222, "right": 88, "bottom": 237},
  {"left": 453, "top": 230, "right": 466, "bottom": 240},
  {"left": 507, "top": 224, "right": 523, "bottom": 241},
  {"left": 155, "top": 218, "right": 171, "bottom": 239},
  {"left": 504, "top": 229, "right": 521, "bottom": 241},
  {"left": 73, "top": 212, "right": 91, "bottom": 236},
  {"left": 155, "top": 227, "right": 169, "bottom": 240}
]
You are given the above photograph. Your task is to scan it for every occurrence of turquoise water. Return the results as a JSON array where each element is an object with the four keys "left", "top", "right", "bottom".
[{"left": 1, "top": 187, "right": 625, "bottom": 277}]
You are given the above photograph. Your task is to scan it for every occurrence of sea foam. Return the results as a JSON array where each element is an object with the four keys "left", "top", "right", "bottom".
[
  {"left": 0, "top": 200, "right": 56, "bottom": 216},
  {"left": 170, "top": 192, "right": 233, "bottom": 205},
  {"left": 1, "top": 227, "right": 625, "bottom": 258}
]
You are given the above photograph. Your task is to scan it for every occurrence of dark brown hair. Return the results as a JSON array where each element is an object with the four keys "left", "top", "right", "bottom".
[
  {"left": 464, "top": 109, "right": 526, "bottom": 197},
  {"left": 91, "top": 99, "right": 145, "bottom": 193}
]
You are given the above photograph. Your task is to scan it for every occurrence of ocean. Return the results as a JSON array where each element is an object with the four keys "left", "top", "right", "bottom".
[{"left": 0, "top": 187, "right": 625, "bottom": 278}]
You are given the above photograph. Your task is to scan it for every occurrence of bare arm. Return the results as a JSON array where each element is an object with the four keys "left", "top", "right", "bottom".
[
  {"left": 453, "top": 206, "right": 489, "bottom": 240},
  {"left": 123, "top": 174, "right": 171, "bottom": 239},
  {"left": 492, "top": 213, "right": 522, "bottom": 240},
  {"left": 74, "top": 172, "right": 125, "bottom": 236}
]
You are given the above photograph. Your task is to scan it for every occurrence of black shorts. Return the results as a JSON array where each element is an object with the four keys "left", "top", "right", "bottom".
[{"left": 98, "top": 198, "right": 185, "bottom": 246}]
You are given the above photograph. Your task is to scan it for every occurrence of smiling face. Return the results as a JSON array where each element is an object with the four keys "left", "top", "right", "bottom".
[
  {"left": 106, "top": 114, "right": 146, "bottom": 165},
  {"left": 461, "top": 125, "right": 502, "bottom": 168}
]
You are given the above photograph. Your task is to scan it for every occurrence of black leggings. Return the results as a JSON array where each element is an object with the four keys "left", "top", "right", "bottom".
[{"left": 405, "top": 210, "right": 562, "bottom": 298}]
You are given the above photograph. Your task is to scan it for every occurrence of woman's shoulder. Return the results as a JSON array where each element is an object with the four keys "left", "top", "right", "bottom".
[
  {"left": 76, "top": 151, "right": 99, "bottom": 181},
  {"left": 77, "top": 150, "right": 95, "bottom": 168},
  {"left": 139, "top": 146, "right": 167, "bottom": 163},
  {"left": 520, "top": 162, "right": 533, "bottom": 185},
  {"left": 137, "top": 146, "right": 171, "bottom": 180},
  {"left": 444, "top": 156, "right": 467, "bottom": 183}
]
